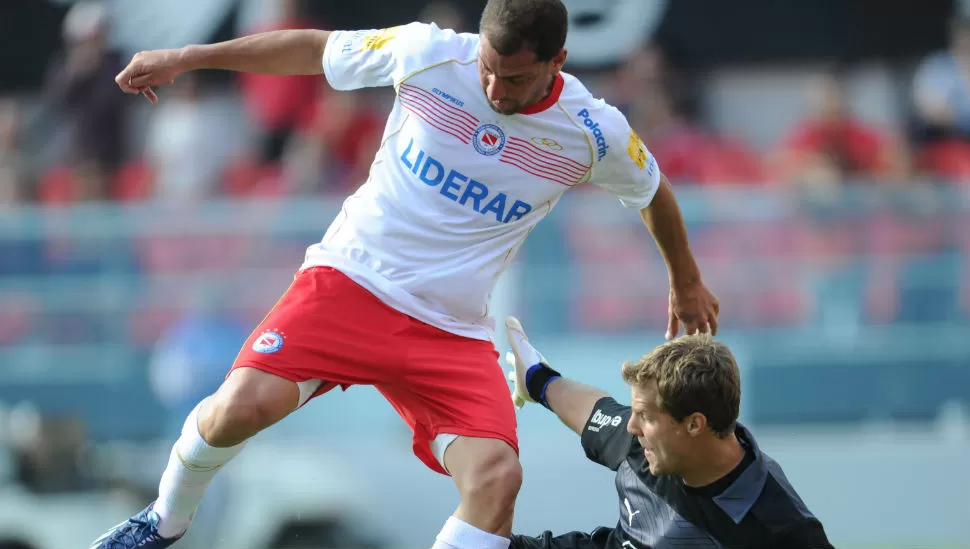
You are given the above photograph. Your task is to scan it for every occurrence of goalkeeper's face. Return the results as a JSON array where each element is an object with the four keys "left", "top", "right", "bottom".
[{"left": 627, "top": 381, "right": 694, "bottom": 477}]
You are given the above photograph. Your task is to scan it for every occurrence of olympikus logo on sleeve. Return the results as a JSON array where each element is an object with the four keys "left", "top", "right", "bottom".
[
  {"left": 588, "top": 408, "right": 624, "bottom": 432},
  {"left": 577, "top": 108, "right": 609, "bottom": 162},
  {"left": 432, "top": 88, "right": 465, "bottom": 108},
  {"left": 341, "top": 30, "right": 369, "bottom": 54}
]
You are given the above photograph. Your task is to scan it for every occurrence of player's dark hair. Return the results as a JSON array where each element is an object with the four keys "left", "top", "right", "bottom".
[
  {"left": 479, "top": 0, "right": 568, "bottom": 62},
  {"left": 622, "top": 335, "right": 741, "bottom": 438}
]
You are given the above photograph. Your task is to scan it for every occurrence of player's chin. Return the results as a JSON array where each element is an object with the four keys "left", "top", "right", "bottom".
[
  {"left": 489, "top": 101, "right": 520, "bottom": 115},
  {"left": 645, "top": 454, "right": 665, "bottom": 474}
]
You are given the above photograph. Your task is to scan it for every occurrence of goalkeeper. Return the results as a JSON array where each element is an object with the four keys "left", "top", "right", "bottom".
[{"left": 503, "top": 317, "right": 834, "bottom": 549}]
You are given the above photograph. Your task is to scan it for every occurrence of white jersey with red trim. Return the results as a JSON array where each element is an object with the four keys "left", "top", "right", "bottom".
[{"left": 303, "top": 22, "right": 660, "bottom": 340}]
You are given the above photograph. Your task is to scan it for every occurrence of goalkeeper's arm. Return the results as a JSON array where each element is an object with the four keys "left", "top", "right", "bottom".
[
  {"left": 507, "top": 316, "right": 611, "bottom": 436},
  {"left": 540, "top": 376, "right": 611, "bottom": 436},
  {"left": 506, "top": 316, "right": 635, "bottom": 469}
]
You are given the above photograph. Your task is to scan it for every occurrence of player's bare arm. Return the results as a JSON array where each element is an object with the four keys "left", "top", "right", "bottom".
[
  {"left": 115, "top": 29, "right": 332, "bottom": 103},
  {"left": 640, "top": 174, "right": 720, "bottom": 339},
  {"left": 542, "top": 378, "right": 609, "bottom": 436}
]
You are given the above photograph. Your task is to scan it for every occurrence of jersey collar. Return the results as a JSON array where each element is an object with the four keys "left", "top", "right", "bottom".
[
  {"left": 518, "top": 73, "right": 564, "bottom": 115},
  {"left": 711, "top": 423, "right": 769, "bottom": 523}
]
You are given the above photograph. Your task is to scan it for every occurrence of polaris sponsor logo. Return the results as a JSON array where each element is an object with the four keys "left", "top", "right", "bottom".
[
  {"left": 587, "top": 408, "right": 623, "bottom": 432},
  {"left": 577, "top": 108, "right": 609, "bottom": 162}
]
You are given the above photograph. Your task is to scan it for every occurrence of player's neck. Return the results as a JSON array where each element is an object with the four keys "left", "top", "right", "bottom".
[
  {"left": 522, "top": 74, "right": 558, "bottom": 111},
  {"left": 540, "top": 74, "right": 556, "bottom": 101},
  {"left": 680, "top": 433, "right": 745, "bottom": 488}
]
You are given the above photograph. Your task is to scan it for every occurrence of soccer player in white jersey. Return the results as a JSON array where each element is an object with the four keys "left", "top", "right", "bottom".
[{"left": 91, "top": 1, "right": 719, "bottom": 548}]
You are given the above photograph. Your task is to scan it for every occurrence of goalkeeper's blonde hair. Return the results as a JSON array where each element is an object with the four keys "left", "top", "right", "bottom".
[{"left": 621, "top": 334, "right": 740, "bottom": 437}]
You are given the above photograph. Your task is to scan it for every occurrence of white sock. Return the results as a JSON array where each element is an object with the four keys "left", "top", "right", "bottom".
[
  {"left": 511, "top": 329, "right": 545, "bottom": 369},
  {"left": 154, "top": 400, "right": 246, "bottom": 538},
  {"left": 432, "top": 516, "right": 510, "bottom": 549}
]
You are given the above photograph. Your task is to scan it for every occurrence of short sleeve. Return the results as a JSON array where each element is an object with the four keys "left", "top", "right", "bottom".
[
  {"left": 580, "top": 397, "right": 637, "bottom": 471},
  {"left": 578, "top": 102, "right": 661, "bottom": 209},
  {"left": 322, "top": 22, "right": 478, "bottom": 91}
]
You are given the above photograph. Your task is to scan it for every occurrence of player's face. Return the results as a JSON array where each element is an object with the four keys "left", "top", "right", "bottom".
[
  {"left": 627, "top": 381, "right": 692, "bottom": 477},
  {"left": 478, "top": 38, "right": 566, "bottom": 115}
]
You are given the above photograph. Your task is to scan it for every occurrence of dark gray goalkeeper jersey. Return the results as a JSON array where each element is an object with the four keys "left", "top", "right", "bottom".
[
  {"left": 582, "top": 397, "right": 833, "bottom": 549},
  {"left": 512, "top": 397, "right": 834, "bottom": 549}
]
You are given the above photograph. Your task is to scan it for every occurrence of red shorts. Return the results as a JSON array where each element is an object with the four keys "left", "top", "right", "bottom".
[{"left": 230, "top": 266, "right": 517, "bottom": 475}]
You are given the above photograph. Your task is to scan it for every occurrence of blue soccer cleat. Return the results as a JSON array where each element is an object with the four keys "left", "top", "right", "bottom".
[{"left": 89, "top": 502, "right": 182, "bottom": 549}]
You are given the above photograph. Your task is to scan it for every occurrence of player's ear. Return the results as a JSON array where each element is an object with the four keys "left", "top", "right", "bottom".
[
  {"left": 551, "top": 48, "right": 567, "bottom": 72},
  {"left": 685, "top": 412, "right": 707, "bottom": 436}
]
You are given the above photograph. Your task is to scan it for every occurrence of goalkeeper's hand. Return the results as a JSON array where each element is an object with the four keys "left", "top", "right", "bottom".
[{"left": 505, "top": 316, "right": 545, "bottom": 409}]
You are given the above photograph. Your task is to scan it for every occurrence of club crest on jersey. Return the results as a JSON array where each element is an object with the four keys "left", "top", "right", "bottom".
[
  {"left": 473, "top": 124, "right": 506, "bottom": 156},
  {"left": 252, "top": 329, "right": 285, "bottom": 354}
]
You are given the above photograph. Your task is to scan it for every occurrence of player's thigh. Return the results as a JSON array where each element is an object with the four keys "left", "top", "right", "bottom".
[{"left": 510, "top": 531, "right": 608, "bottom": 549}]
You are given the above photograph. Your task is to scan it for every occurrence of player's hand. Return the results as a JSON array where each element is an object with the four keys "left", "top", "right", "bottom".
[
  {"left": 114, "top": 49, "right": 186, "bottom": 104},
  {"left": 667, "top": 280, "right": 719, "bottom": 340}
]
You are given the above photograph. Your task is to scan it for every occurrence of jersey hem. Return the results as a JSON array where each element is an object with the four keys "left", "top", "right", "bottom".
[{"left": 300, "top": 252, "right": 495, "bottom": 342}]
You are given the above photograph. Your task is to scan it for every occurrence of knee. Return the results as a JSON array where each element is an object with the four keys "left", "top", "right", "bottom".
[{"left": 458, "top": 444, "right": 523, "bottom": 506}]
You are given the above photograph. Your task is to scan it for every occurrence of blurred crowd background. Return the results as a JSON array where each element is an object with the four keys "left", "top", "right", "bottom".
[{"left": 0, "top": 1, "right": 968, "bottom": 548}]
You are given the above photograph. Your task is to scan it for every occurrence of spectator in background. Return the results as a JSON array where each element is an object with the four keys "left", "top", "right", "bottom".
[
  {"left": 237, "top": 0, "right": 321, "bottom": 166},
  {"left": 148, "top": 291, "right": 249, "bottom": 445},
  {"left": 0, "top": 98, "right": 26, "bottom": 206},
  {"left": 775, "top": 71, "right": 906, "bottom": 188},
  {"left": 911, "top": 14, "right": 970, "bottom": 180},
  {"left": 565, "top": 43, "right": 768, "bottom": 333},
  {"left": 0, "top": 100, "right": 42, "bottom": 344},
  {"left": 282, "top": 87, "right": 383, "bottom": 195},
  {"left": 418, "top": 0, "right": 469, "bottom": 32},
  {"left": 608, "top": 43, "right": 765, "bottom": 185},
  {"left": 913, "top": 14, "right": 970, "bottom": 141},
  {"left": 144, "top": 75, "right": 234, "bottom": 202},
  {"left": 42, "top": 1, "right": 126, "bottom": 200},
  {"left": 147, "top": 286, "right": 249, "bottom": 549}
]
